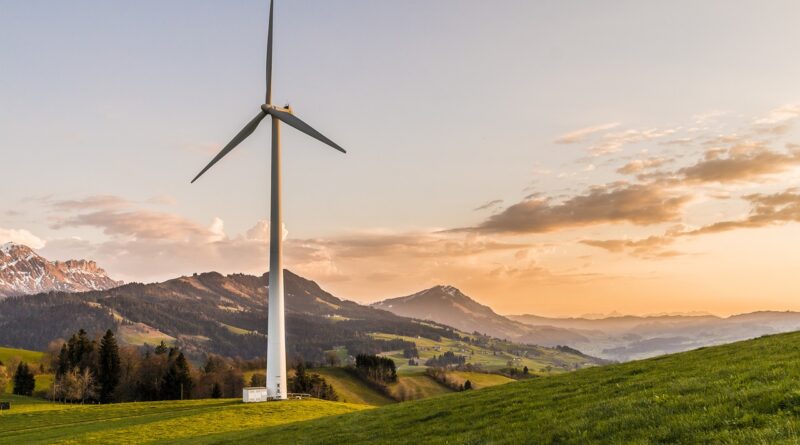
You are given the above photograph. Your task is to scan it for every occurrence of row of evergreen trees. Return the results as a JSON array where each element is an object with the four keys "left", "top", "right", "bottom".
[{"left": 354, "top": 353, "right": 397, "bottom": 384}]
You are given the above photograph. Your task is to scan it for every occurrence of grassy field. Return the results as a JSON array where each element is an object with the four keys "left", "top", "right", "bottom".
[
  {"left": 0, "top": 346, "right": 52, "bottom": 396},
  {"left": 313, "top": 368, "right": 395, "bottom": 406},
  {"left": 448, "top": 371, "right": 514, "bottom": 390},
  {"left": 225, "top": 331, "right": 800, "bottom": 444},
  {"left": 371, "top": 332, "right": 589, "bottom": 375},
  {"left": 0, "top": 394, "right": 369, "bottom": 445},
  {"left": 0, "top": 346, "right": 44, "bottom": 366}
]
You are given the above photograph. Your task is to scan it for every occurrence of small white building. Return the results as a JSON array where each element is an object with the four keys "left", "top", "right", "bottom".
[{"left": 242, "top": 387, "right": 271, "bottom": 403}]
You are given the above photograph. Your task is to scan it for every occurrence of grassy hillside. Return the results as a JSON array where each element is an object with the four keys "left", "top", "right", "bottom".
[
  {"left": 221, "top": 331, "right": 800, "bottom": 444},
  {"left": 0, "top": 394, "right": 369, "bottom": 445},
  {"left": 0, "top": 346, "right": 52, "bottom": 395},
  {"left": 388, "top": 370, "right": 453, "bottom": 401},
  {"left": 313, "top": 368, "right": 395, "bottom": 406},
  {"left": 371, "top": 332, "right": 593, "bottom": 374},
  {"left": 0, "top": 346, "right": 44, "bottom": 366}
]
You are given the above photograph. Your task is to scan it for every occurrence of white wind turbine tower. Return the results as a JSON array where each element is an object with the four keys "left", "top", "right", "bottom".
[{"left": 191, "top": 0, "right": 346, "bottom": 400}]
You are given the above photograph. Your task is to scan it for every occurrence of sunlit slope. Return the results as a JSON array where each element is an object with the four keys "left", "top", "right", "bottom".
[
  {"left": 0, "top": 346, "right": 52, "bottom": 395},
  {"left": 0, "top": 395, "right": 369, "bottom": 445},
  {"left": 313, "top": 367, "right": 395, "bottom": 406},
  {"left": 222, "top": 331, "right": 800, "bottom": 444}
]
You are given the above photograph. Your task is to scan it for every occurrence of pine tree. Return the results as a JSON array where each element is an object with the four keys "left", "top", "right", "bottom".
[
  {"left": 154, "top": 341, "right": 169, "bottom": 355},
  {"left": 162, "top": 352, "right": 193, "bottom": 400},
  {"left": 211, "top": 382, "right": 222, "bottom": 398},
  {"left": 98, "top": 329, "right": 121, "bottom": 403},
  {"left": 13, "top": 362, "right": 36, "bottom": 396}
]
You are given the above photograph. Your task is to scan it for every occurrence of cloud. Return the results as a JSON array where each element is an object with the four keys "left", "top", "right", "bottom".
[
  {"left": 50, "top": 195, "right": 132, "bottom": 212},
  {"left": 464, "top": 182, "right": 690, "bottom": 235},
  {"left": 53, "top": 209, "right": 214, "bottom": 241},
  {"left": 555, "top": 122, "right": 620, "bottom": 144},
  {"left": 686, "top": 189, "right": 800, "bottom": 236},
  {"left": 587, "top": 128, "right": 675, "bottom": 156},
  {"left": 617, "top": 157, "right": 669, "bottom": 175},
  {"left": 583, "top": 188, "right": 800, "bottom": 257},
  {"left": 581, "top": 235, "right": 681, "bottom": 259},
  {"left": 474, "top": 199, "right": 504, "bottom": 211},
  {"left": 741, "top": 104, "right": 800, "bottom": 136},
  {"left": 0, "top": 227, "right": 46, "bottom": 249},
  {"left": 677, "top": 146, "right": 800, "bottom": 184}
]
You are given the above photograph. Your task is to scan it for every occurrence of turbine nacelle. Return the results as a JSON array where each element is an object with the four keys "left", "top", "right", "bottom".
[{"left": 261, "top": 104, "right": 292, "bottom": 114}]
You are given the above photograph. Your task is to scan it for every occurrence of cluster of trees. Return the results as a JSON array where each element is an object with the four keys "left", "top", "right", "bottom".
[
  {"left": 47, "top": 329, "right": 253, "bottom": 404},
  {"left": 425, "top": 351, "right": 467, "bottom": 368},
  {"left": 50, "top": 330, "right": 193, "bottom": 404},
  {"left": 354, "top": 354, "right": 397, "bottom": 384},
  {"left": 288, "top": 363, "right": 338, "bottom": 401},
  {"left": 402, "top": 345, "right": 419, "bottom": 359},
  {"left": 347, "top": 354, "right": 397, "bottom": 400},
  {"left": 425, "top": 367, "right": 472, "bottom": 393},
  {"left": 196, "top": 354, "right": 246, "bottom": 399},
  {"left": 497, "top": 365, "right": 537, "bottom": 379}
]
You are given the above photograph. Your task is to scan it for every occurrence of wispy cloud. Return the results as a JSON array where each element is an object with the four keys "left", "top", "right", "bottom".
[{"left": 555, "top": 122, "right": 620, "bottom": 144}]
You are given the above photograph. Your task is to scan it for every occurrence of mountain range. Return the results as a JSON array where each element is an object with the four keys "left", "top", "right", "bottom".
[
  {"left": 0, "top": 242, "right": 122, "bottom": 298},
  {"left": 373, "top": 286, "right": 800, "bottom": 362},
  {"left": 4, "top": 243, "right": 800, "bottom": 364},
  {"left": 0, "top": 246, "right": 603, "bottom": 370}
]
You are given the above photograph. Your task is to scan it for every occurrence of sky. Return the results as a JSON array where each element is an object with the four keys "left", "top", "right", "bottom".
[{"left": 2, "top": 0, "right": 800, "bottom": 317}]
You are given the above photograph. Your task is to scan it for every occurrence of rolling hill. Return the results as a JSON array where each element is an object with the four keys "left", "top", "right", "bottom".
[
  {"left": 215, "top": 330, "right": 800, "bottom": 444},
  {"left": 0, "top": 270, "right": 460, "bottom": 362},
  {"left": 0, "top": 271, "right": 603, "bottom": 371},
  {"left": 373, "top": 285, "right": 589, "bottom": 346},
  {"left": 510, "top": 311, "right": 800, "bottom": 361},
  {"left": 4, "top": 331, "right": 800, "bottom": 443}
]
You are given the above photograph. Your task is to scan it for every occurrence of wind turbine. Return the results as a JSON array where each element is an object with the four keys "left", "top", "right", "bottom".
[{"left": 191, "top": 0, "right": 346, "bottom": 400}]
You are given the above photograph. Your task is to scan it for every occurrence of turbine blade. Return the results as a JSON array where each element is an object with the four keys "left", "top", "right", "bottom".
[
  {"left": 191, "top": 111, "right": 267, "bottom": 183},
  {"left": 267, "top": 108, "right": 346, "bottom": 154},
  {"left": 265, "top": 0, "right": 274, "bottom": 104}
]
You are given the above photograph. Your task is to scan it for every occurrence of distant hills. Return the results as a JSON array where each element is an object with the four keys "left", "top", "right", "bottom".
[
  {"left": 4, "top": 242, "right": 799, "bottom": 364},
  {"left": 0, "top": 242, "right": 122, "bottom": 298},
  {"left": 0, "top": 268, "right": 603, "bottom": 371},
  {"left": 372, "top": 285, "right": 588, "bottom": 347},
  {"left": 373, "top": 284, "right": 800, "bottom": 362},
  {"left": 0, "top": 269, "right": 454, "bottom": 362},
  {"left": 508, "top": 311, "right": 800, "bottom": 361}
]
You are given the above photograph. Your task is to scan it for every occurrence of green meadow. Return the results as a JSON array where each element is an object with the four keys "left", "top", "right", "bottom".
[
  {"left": 5, "top": 332, "right": 800, "bottom": 443},
  {"left": 223, "top": 331, "right": 800, "bottom": 444},
  {"left": 0, "top": 394, "right": 368, "bottom": 445}
]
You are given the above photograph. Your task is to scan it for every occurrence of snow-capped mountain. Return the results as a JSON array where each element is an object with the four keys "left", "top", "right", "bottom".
[{"left": 0, "top": 242, "right": 122, "bottom": 298}]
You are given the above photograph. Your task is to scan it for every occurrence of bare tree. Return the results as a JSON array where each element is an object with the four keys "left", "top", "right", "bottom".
[
  {"left": 77, "top": 368, "right": 96, "bottom": 404},
  {"left": 0, "top": 365, "right": 9, "bottom": 394}
]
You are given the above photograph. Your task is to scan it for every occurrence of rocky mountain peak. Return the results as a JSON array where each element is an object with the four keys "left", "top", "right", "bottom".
[{"left": 0, "top": 243, "right": 122, "bottom": 298}]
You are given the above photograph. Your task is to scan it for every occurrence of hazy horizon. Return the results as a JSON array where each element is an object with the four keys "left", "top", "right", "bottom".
[{"left": 3, "top": 1, "right": 800, "bottom": 317}]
